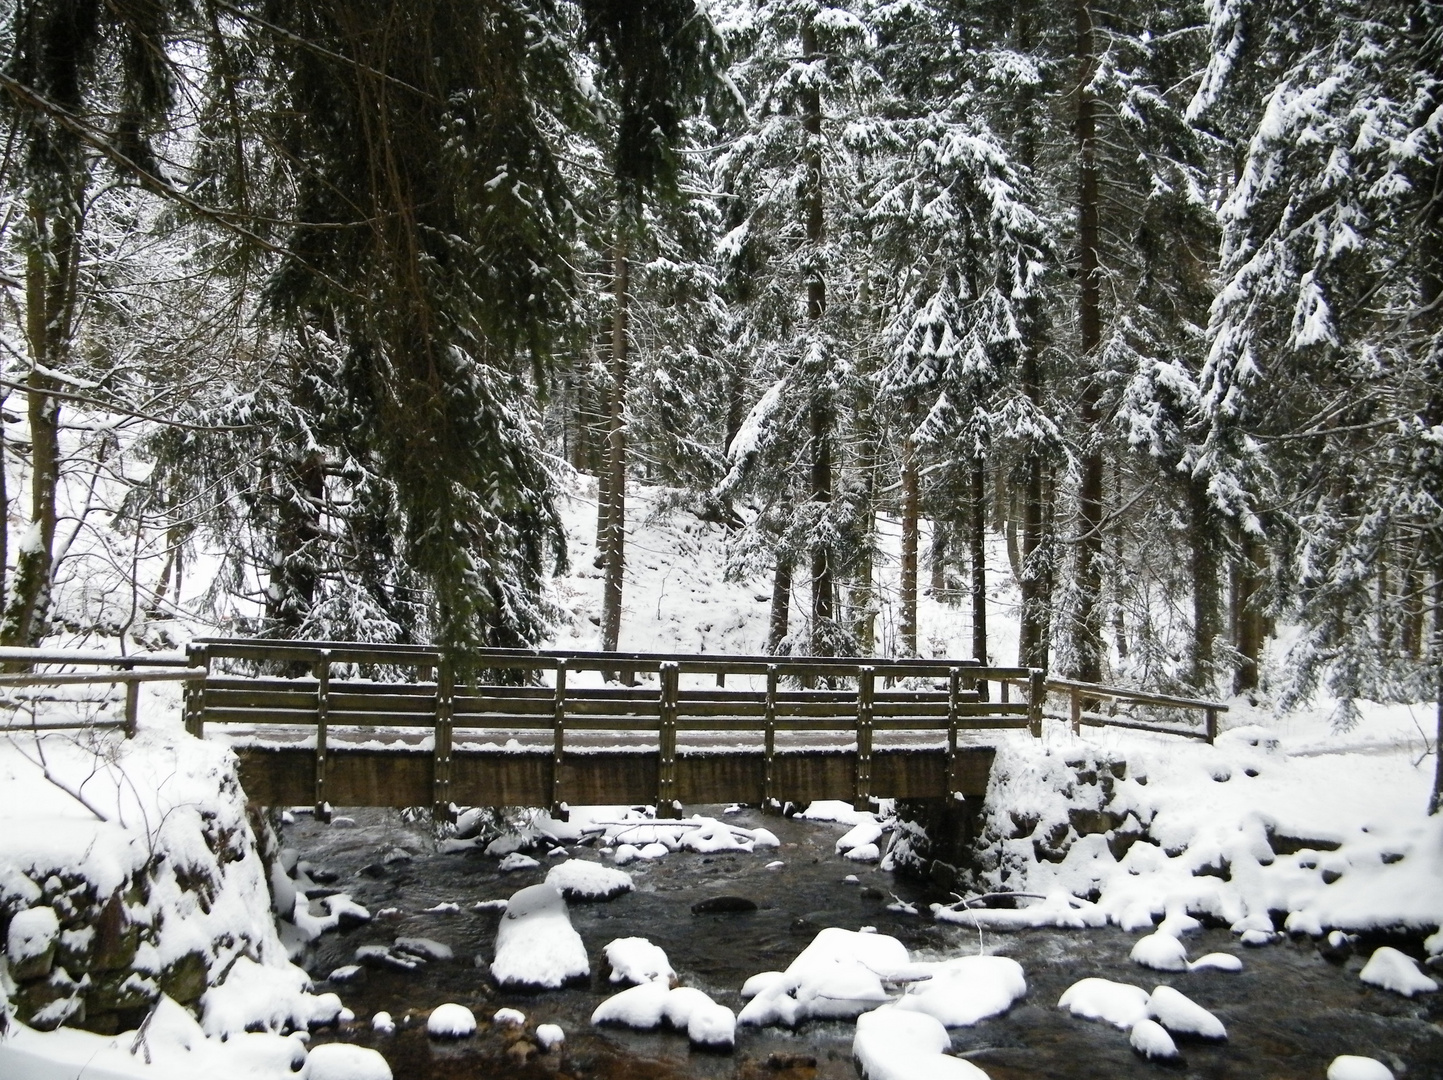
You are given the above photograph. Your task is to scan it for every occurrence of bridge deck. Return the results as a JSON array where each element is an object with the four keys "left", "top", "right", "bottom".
[{"left": 185, "top": 639, "right": 1045, "bottom": 819}]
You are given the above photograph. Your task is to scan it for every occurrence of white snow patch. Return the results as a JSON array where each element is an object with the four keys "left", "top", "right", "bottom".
[
  {"left": 304, "top": 1043, "right": 393, "bottom": 1080},
  {"left": 536, "top": 1023, "right": 565, "bottom": 1049},
  {"left": 1358, "top": 947, "right": 1438, "bottom": 997},
  {"left": 1129, "top": 1018, "right": 1181, "bottom": 1061},
  {"left": 1327, "top": 1055, "right": 1395, "bottom": 1080},
  {"left": 426, "top": 1003, "right": 476, "bottom": 1038},
  {"left": 738, "top": 928, "right": 907, "bottom": 1027},
  {"left": 853, "top": 1006, "right": 989, "bottom": 1080},
  {"left": 1130, "top": 932, "right": 1190, "bottom": 972},
  {"left": 1146, "top": 985, "right": 1227, "bottom": 1040},
  {"left": 490, "top": 884, "right": 589, "bottom": 989},
  {"left": 498, "top": 852, "right": 539, "bottom": 872},
  {"left": 1058, "top": 978, "right": 1151, "bottom": 1029},
  {"left": 895, "top": 955, "right": 1027, "bottom": 1027},
  {"left": 545, "top": 860, "right": 634, "bottom": 901},
  {"left": 605, "top": 937, "right": 676, "bottom": 985}
]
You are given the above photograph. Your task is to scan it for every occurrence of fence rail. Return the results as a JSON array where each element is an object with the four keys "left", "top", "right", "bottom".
[
  {"left": 0, "top": 647, "right": 206, "bottom": 737},
  {"left": 1032, "top": 675, "right": 1228, "bottom": 743}
]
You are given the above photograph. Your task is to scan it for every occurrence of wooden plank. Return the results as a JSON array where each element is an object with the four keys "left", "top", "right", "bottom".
[
  {"left": 0, "top": 647, "right": 191, "bottom": 667},
  {"left": 314, "top": 654, "right": 331, "bottom": 821},
  {"left": 186, "top": 645, "right": 209, "bottom": 738},
  {"left": 328, "top": 692, "right": 437, "bottom": 713},
  {"left": 657, "top": 662, "right": 679, "bottom": 817},
  {"left": 1044, "top": 676, "right": 1229, "bottom": 713},
  {"left": 551, "top": 661, "right": 567, "bottom": 816},
  {"left": 0, "top": 668, "right": 205, "bottom": 687},
  {"left": 855, "top": 667, "right": 874, "bottom": 809}
]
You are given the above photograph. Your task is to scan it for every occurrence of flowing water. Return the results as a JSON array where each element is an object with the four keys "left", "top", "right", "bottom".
[{"left": 287, "top": 807, "right": 1443, "bottom": 1080}]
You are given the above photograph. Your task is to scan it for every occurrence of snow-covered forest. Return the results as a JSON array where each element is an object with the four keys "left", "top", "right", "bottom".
[{"left": 0, "top": 1, "right": 1440, "bottom": 759}]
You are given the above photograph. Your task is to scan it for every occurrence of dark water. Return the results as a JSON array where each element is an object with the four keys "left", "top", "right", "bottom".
[{"left": 287, "top": 808, "right": 1443, "bottom": 1080}]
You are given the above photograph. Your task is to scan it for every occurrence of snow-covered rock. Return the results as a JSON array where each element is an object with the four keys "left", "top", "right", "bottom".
[
  {"left": 536, "top": 1023, "right": 565, "bottom": 1049},
  {"left": 895, "top": 955, "right": 1027, "bottom": 1027},
  {"left": 605, "top": 937, "right": 676, "bottom": 986},
  {"left": 592, "top": 981, "right": 672, "bottom": 1028},
  {"left": 394, "top": 937, "right": 452, "bottom": 961},
  {"left": 1058, "top": 978, "right": 1150, "bottom": 1029},
  {"left": 545, "top": 859, "right": 634, "bottom": 901},
  {"left": 498, "top": 852, "right": 540, "bottom": 872},
  {"left": 1358, "top": 947, "right": 1438, "bottom": 997},
  {"left": 491, "top": 884, "right": 589, "bottom": 989},
  {"left": 853, "top": 1006, "right": 990, "bottom": 1080},
  {"left": 371, "top": 1011, "right": 395, "bottom": 1034},
  {"left": 836, "top": 819, "right": 885, "bottom": 855},
  {"left": 738, "top": 928, "right": 906, "bottom": 1027},
  {"left": 427, "top": 1003, "right": 476, "bottom": 1038},
  {"left": 687, "top": 1000, "right": 737, "bottom": 1050},
  {"left": 1130, "top": 931, "right": 1189, "bottom": 971},
  {"left": 7, "top": 906, "right": 60, "bottom": 967},
  {"left": 740, "top": 970, "right": 785, "bottom": 1000},
  {"left": 493, "top": 1007, "right": 526, "bottom": 1026},
  {"left": 305, "top": 1042, "right": 394, "bottom": 1080},
  {"left": 1327, "top": 1055, "right": 1395, "bottom": 1080},
  {"left": 1146, "top": 985, "right": 1227, "bottom": 1040},
  {"left": 1188, "top": 952, "right": 1243, "bottom": 973},
  {"left": 1129, "top": 1018, "right": 1181, "bottom": 1062}
]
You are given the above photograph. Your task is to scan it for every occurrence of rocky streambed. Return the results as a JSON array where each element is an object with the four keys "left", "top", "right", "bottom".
[{"left": 279, "top": 805, "right": 1443, "bottom": 1080}]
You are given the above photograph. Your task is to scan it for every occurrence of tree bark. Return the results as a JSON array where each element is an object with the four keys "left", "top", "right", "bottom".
[
  {"left": 801, "top": 18, "right": 833, "bottom": 655},
  {"left": 931, "top": 520, "right": 949, "bottom": 597},
  {"left": 601, "top": 237, "right": 629, "bottom": 655},
  {"left": 1233, "top": 530, "right": 1264, "bottom": 693},
  {"left": 1071, "top": 0, "right": 1105, "bottom": 683},
  {"left": 971, "top": 462, "right": 988, "bottom": 663},
  {"left": 900, "top": 397, "right": 919, "bottom": 656},
  {"left": 1431, "top": 567, "right": 1442, "bottom": 815},
  {"left": 769, "top": 548, "right": 792, "bottom": 654},
  {"left": 2, "top": 196, "right": 80, "bottom": 649},
  {"left": 1188, "top": 474, "right": 1220, "bottom": 691}
]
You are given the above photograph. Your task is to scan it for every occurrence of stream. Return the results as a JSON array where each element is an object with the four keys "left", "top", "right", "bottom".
[{"left": 286, "top": 806, "right": 1443, "bottom": 1080}]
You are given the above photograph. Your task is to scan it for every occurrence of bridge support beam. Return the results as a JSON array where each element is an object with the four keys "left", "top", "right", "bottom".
[
  {"left": 854, "top": 666, "right": 874, "bottom": 811},
  {"left": 432, "top": 658, "right": 455, "bottom": 823},
  {"left": 657, "top": 661, "right": 679, "bottom": 818}
]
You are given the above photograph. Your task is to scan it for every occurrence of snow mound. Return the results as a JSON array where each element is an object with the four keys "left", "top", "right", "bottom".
[
  {"left": 427, "top": 1003, "right": 476, "bottom": 1038},
  {"left": 740, "top": 970, "right": 784, "bottom": 999},
  {"left": 605, "top": 937, "right": 676, "bottom": 985},
  {"left": 371, "top": 1011, "right": 395, "bottom": 1034},
  {"left": 687, "top": 1000, "right": 737, "bottom": 1049},
  {"left": 7, "top": 906, "right": 59, "bottom": 962},
  {"left": 1130, "top": 932, "right": 1189, "bottom": 971},
  {"left": 853, "top": 1006, "right": 990, "bottom": 1080},
  {"left": 1058, "top": 978, "right": 1150, "bottom": 1029},
  {"left": 931, "top": 890, "right": 1107, "bottom": 931},
  {"left": 499, "top": 852, "right": 539, "bottom": 872},
  {"left": 491, "top": 884, "right": 589, "bottom": 989},
  {"left": 305, "top": 1042, "right": 394, "bottom": 1080},
  {"left": 1147, "top": 985, "right": 1227, "bottom": 1040},
  {"left": 836, "top": 820, "right": 885, "bottom": 855},
  {"left": 1188, "top": 951, "right": 1243, "bottom": 973},
  {"left": 592, "top": 981, "right": 671, "bottom": 1028},
  {"left": 201, "top": 956, "right": 342, "bottom": 1035},
  {"left": 1358, "top": 946, "right": 1438, "bottom": 997},
  {"left": 537, "top": 1023, "right": 565, "bottom": 1049},
  {"left": 1327, "top": 1055, "right": 1395, "bottom": 1080},
  {"left": 799, "top": 801, "right": 876, "bottom": 825},
  {"left": 545, "top": 859, "right": 634, "bottom": 901},
  {"left": 1129, "top": 1018, "right": 1181, "bottom": 1062},
  {"left": 493, "top": 1007, "right": 526, "bottom": 1026},
  {"left": 896, "top": 955, "right": 1027, "bottom": 1027},
  {"left": 845, "top": 843, "right": 882, "bottom": 862},
  {"left": 738, "top": 927, "right": 907, "bottom": 1027}
]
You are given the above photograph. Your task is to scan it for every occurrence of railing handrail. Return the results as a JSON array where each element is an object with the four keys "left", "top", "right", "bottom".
[
  {"left": 0, "top": 648, "right": 207, "bottom": 738},
  {"left": 189, "top": 636, "right": 1034, "bottom": 680},
  {"left": 1042, "top": 675, "right": 1230, "bottom": 715}
]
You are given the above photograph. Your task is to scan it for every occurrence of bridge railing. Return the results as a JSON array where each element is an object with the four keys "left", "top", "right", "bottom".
[
  {"left": 186, "top": 638, "right": 1046, "bottom": 819},
  {"left": 0, "top": 646, "right": 207, "bottom": 737},
  {"left": 1012, "top": 674, "right": 1228, "bottom": 744}
]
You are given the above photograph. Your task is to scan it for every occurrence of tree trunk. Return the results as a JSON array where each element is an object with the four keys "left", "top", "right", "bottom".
[
  {"left": 900, "top": 397, "right": 919, "bottom": 656},
  {"left": 1071, "top": 0, "right": 1105, "bottom": 683},
  {"left": 769, "top": 550, "right": 792, "bottom": 655},
  {"left": 971, "top": 462, "right": 988, "bottom": 663},
  {"left": 2, "top": 196, "right": 80, "bottom": 649},
  {"left": 1431, "top": 567, "right": 1442, "bottom": 815},
  {"left": 601, "top": 238, "right": 629, "bottom": 654},
  {"left": 266, "top": 450, "right": 325, "bottom": 635},
  {"left": 1232, "top": 531, "right": 1263, "bottom": 693},
  {"left": 1188, "top": 474, "right": 1220, "bottom": 691},
  {"left": 801, "top": 18, "right": 833, "bottom": 655},
  {"left": 931, "top": 520, "right": 949, "bottom": 597}
]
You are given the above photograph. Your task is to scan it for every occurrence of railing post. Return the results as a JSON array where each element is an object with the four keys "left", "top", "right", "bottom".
[
  {"left": 184, "top": 644, "right": 209, "bottom": 738},
  {"left": 1070, "top": 686, "right": 1081, "bottom": 737},
  {"left": 432, "top": 656, "right": 455, "bottom": 823},
  {"left": 122, "top": 662, "right": 139, "bottom": 739},
  {"left": 1205, "top": 707, "right": 1218, "bottom": 745},
  {"left": 551, "top": 660, "right": 568, "bottom": 820},
  {"left": 315, "top": 650, "right": 332, "bottom": 823},
  {"left": 763, "top": 664, "right": 778, "bottom": 812},
  {"left": 854, "top": 666, "right": 874, "bottom": 811},
  {"left": 1029, "top": 669, "right": 1045, "bottom": 739},
  {"left": 657, "top": 661, "right": 679, "bottom": 818},
  {"left": 947, "top": 667, "right": 961, "bottom": 794}
]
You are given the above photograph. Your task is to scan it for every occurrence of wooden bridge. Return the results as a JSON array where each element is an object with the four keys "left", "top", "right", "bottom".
[
  {"left": 181, "top": 639, "right": 1048, "bottom": 821},
  {"left": 2, "top": 640, "right": 1227, "bottom": 821}
]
